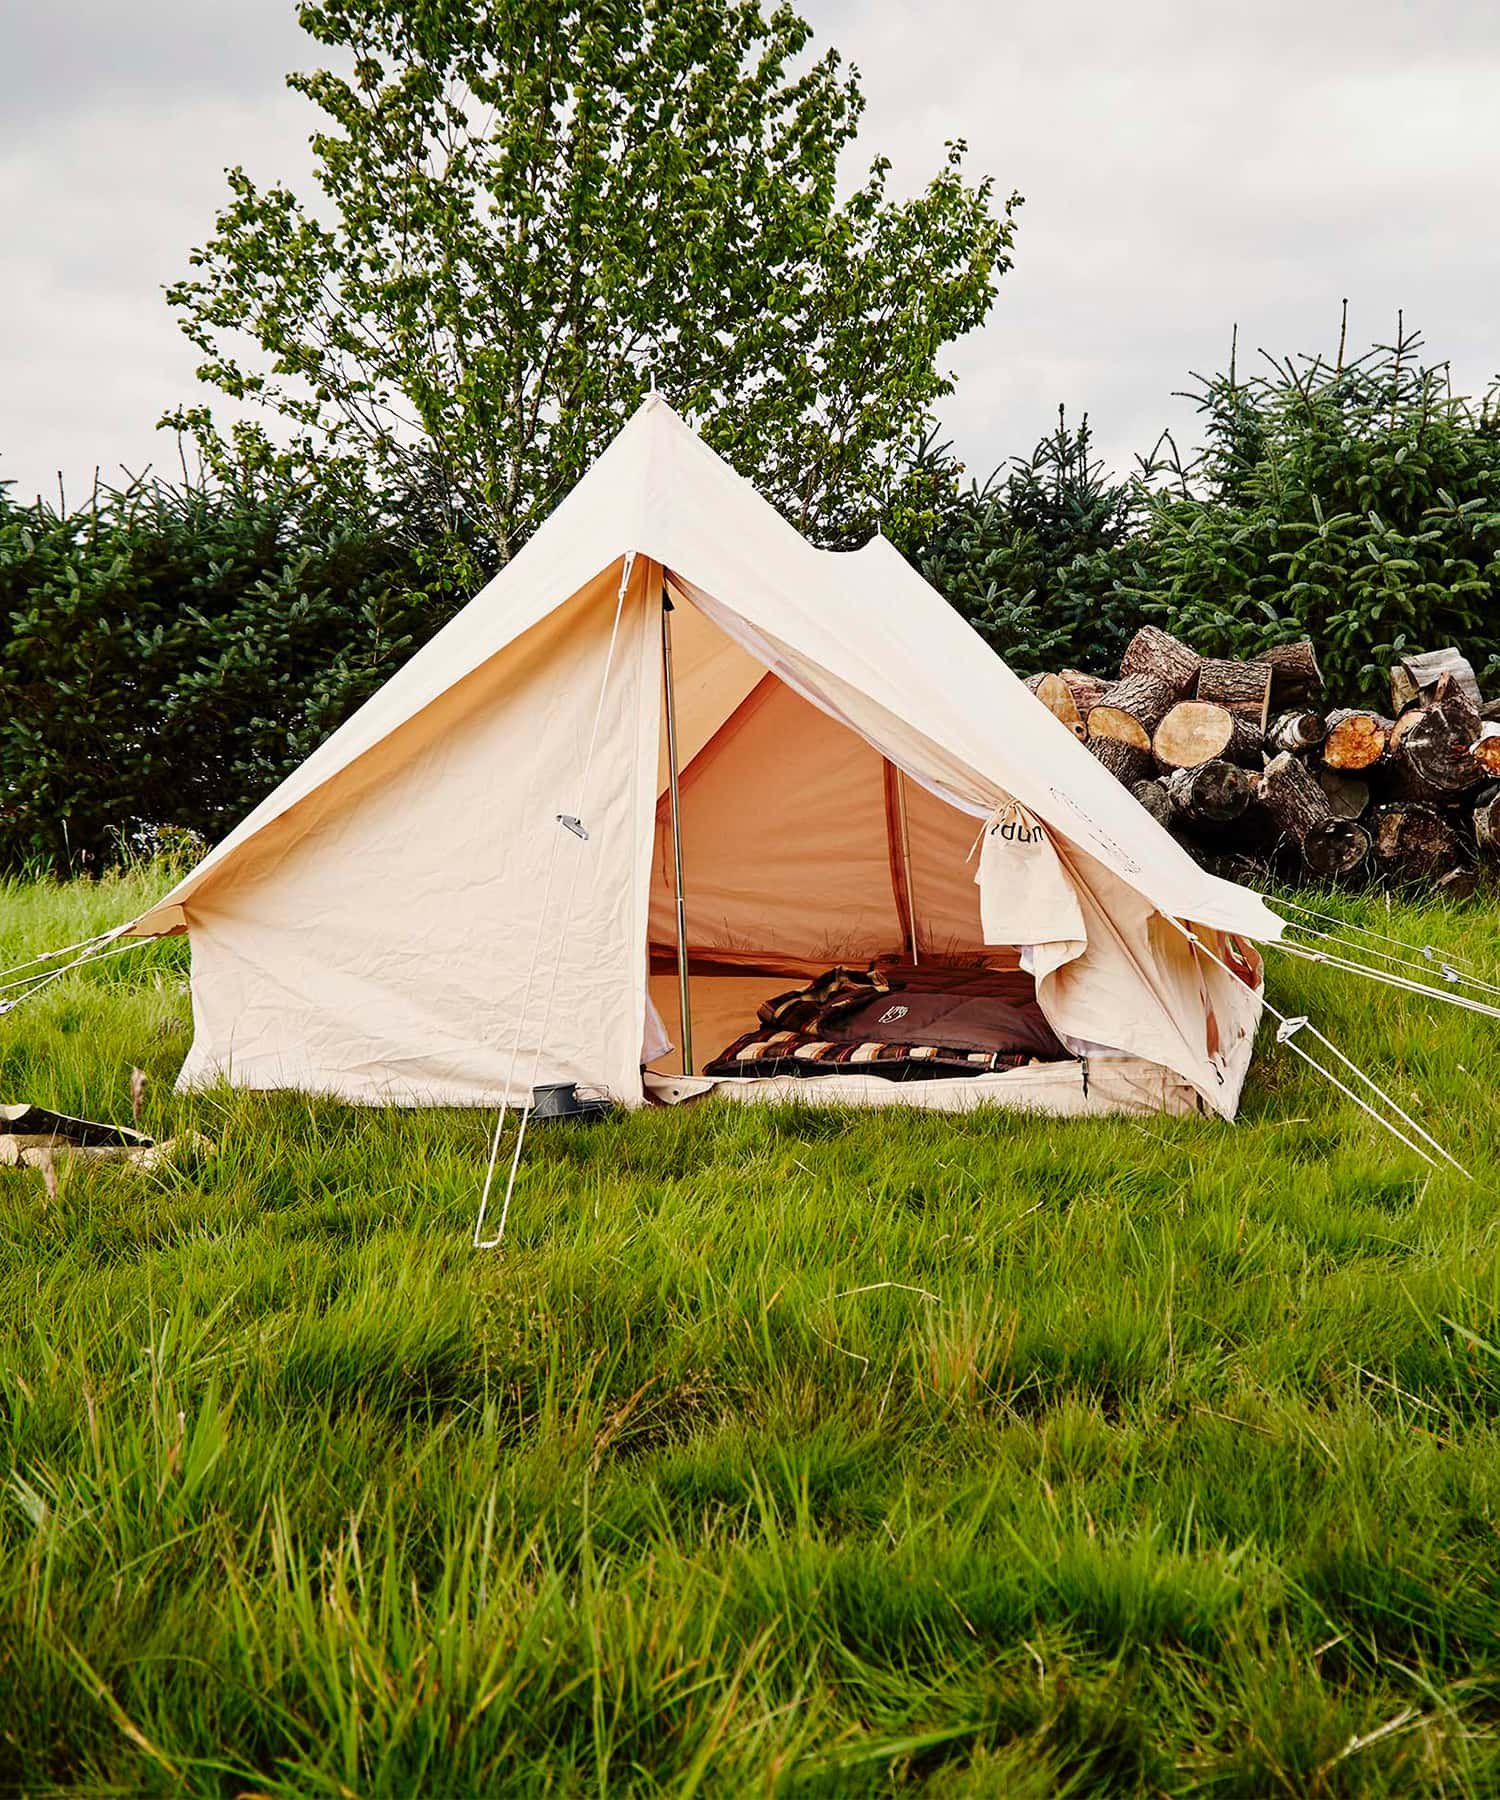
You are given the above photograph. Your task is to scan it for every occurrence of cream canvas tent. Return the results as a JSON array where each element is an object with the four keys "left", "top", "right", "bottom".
[{"left": 121, "top": 396, "right": 1288, "bottom": 1120}]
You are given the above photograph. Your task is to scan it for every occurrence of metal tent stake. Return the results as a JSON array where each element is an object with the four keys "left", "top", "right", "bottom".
[{"left": 661, "top": 589, "right": 694, "bottom": 1075}]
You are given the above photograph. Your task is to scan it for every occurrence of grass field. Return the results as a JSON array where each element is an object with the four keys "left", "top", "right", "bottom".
[{"left": 1, "top": 867, "right": 1499, "bottom": 1795}]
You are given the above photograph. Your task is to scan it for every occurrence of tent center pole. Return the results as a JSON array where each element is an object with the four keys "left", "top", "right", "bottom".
[
  {"left": 895, "top": 767, "right": 920, "bottom": 965},
  {"left": 661, "top": 586, "right": 694, "bottom": 1074}
]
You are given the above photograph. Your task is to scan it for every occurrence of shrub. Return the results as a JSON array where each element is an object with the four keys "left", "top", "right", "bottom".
[
  {"left": 1121, "top": 320, "right": 1500, "bottom": 702},
  {"left": 0, "top": 465, "right": 465, "bottom": 873}
]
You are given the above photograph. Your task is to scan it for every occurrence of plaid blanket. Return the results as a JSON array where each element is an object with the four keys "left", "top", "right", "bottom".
[{"left": 702, "top": 964, "right": 1065, "bottom": 1083}]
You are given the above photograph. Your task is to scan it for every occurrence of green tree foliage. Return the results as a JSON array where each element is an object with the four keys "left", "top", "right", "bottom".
[
  {"left": 0, "top": 469, "right": 458, "bottom": 872},
  {"left": 908, "top": 407, "right": 1137, "bottom": 674},
  {"left": 168, "top": 0, "right": 1016, "bottom": 572},
  {"left": 1124, "top": 320, "right": 1500, "bottom": 701}
]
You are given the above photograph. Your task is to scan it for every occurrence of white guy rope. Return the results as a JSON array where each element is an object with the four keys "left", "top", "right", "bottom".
[
  {"left": 0, "top": 924, "right": 128, "bottom": 986},
  {"left": 1271, "top": 939, "right": 1500, "bottom": 1023},
  {"left": 0, "top": 935, "right": 154, "bottom": 1016},
  {"left": 1171, "top": 920, "right": 1471, "bottom": 1177},
  {"left": 473, "top": 553, "right": 637, "bottom": 1250},
  {"left": 1281, "top": 921, "right": 1500, "bottom": 998},
  {"left": 1271, "top": 1022, "right": 1444, "bottom": 1171},
  {"left": 1275, "top": 894, "right": 1498, "bottom": 978}
]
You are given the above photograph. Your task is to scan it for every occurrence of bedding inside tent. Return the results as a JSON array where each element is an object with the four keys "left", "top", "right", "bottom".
[{"left": 640, "top": 600, "right": 1212, "bottom": 1109}]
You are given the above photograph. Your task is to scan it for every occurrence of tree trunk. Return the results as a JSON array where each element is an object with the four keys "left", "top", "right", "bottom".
[
  {"left": 1164, "top": 759, "right": 1254, "bottom": 826},
  {"left": 1267, "top": 709, "right": 1327, "bottom": 754},
  {"left": 1321, "top": 709, "right": 1389, "bottom": 771},
  {"left": 1119, "top": 625, "right": 1202, "bottom": 697},
  {"left": 1088, "top": 735, "right": 1151, "bottom": 785},
  {"left": 1151, "top": 701, "right": 1236, "bottom": 770},
  {"left": 1195, "top": 658, "right": 1273, "bottom": 730},
  {"left": 1026, "top": 672, "right": 1086, "bottom": 738},
  {"left": 1314, "top": 766, "right": 1370, "bottom": 820},
  {"left": 1131, "top": 778, "right": 1175, "bottom": 830},
  {"left": 1254, "top": 640, "right": 1323, "bottom": 706},
  {"left": 1370, "top": 803, "right": 1464, "bottom": 882},
  {"left": 1088, "top": 672, "right": 1175, "bottom": 749},
  {"left": 1060, "top": 670, "right": 1111, "bottom": 717},
  {"left": 1387, "top": 683, "right": 1482, "bottom": 795}
]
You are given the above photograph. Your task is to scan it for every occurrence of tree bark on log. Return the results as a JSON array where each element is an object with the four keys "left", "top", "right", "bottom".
[
  {"left": 1390, "top": 647, "right": 1481, "bottom": 713},
  {"left": 1119, "top": 626, "right": 1202, "bottom": 697},
  {"left": 1195, "top": 658, "right": 1274, "bottom": 730},
  {"left": 1088, "top": 735, "right": 1151, "bottom": 785},
  {"left": 1260, "top": 751, "right": 1371, "bottom": 877},
  {"left": 1254, "top": 640, "right": 1323, "bottom": 706},
  {"left": 1370, "top": 803, "right": 1464, "bottom": 882},
  {"left": 1130, "top": 778, "right": 1175, "bottom": 830},
  {"left": 1088, "top": 672, "right": 1175, "bottom": 749},
  {"left": 1434, "top": 866, "right": 1478, "bottom": 901},
  {"left": 1164, "top": 759, "right": 1255, "bottom": 826},
  {"left": 1268, "top": 709, "right": 1327, "bottom": 754},
  {"left": 1387, "top": 683, "right": 1482, "bottom": 795},
  {"left": 1025, "top": 672, "right": 1086, "bottom": 738},
  {"left": 1260, "top": 750, "right": 1332, "bottom": 840},
  {"left": 1322, "top": 709, "right": 1389, "bottom": 771},
  {"left": 1060, "top": 670, "right": 1111, "bottom": 717},
  {"left": 1471, "top": 723, "right": 1500, "bottom": 780},
  {"left": 1314, "top": 766, "right": 1370, "bottom": 820},
  {"left": 1302, "top": 820, "right": 1372, "bottom": 880},
  {"left": 1473, "top": 784, "right": 1500, "bottom": 856}
]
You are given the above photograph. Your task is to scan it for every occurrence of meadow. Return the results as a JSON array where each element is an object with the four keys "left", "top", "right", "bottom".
[{"left": 1, "top": 867, "right": 1498, "bottom": 1796}]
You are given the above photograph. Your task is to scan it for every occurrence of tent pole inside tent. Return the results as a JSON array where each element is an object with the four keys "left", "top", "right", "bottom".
[
  {"left": 895, "top": 768, "right": 920, "bottom": 965},
  {"left": 661, "top": 586, "right": 694, "bottom": 1074}
]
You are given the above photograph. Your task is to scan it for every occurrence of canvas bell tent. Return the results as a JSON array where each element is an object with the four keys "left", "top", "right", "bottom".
[{"left": 116, "top": 397, "right": 1288, "bottom": 1120}]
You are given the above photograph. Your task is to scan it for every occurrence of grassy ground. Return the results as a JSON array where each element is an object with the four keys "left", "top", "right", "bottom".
[{"left": 1, "top": 868, "right": 1498, "bottom": 1796}]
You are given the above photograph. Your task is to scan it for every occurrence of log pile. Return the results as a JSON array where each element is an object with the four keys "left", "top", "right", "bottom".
[{"left": 1025, "top": 628, "right": 1499, "bottom": 892}]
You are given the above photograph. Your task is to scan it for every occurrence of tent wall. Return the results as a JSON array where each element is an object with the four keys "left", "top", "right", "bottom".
[{"left": 176, "top": 562, "right": 661, "bottom": 1107}]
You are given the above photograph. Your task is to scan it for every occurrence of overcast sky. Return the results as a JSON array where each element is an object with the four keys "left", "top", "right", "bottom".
[{"left": 3, "top": 0, "right": 1497, "bottom": 507}]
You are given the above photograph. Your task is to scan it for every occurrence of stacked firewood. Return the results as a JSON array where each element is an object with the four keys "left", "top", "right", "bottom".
[{"left": 1026, "top": 628, "right": 1500, "bottom": 894}]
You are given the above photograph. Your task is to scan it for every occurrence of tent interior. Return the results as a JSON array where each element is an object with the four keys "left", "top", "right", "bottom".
[{"left": 644, "top": 580, "right": 1072, "bottom": 1083}]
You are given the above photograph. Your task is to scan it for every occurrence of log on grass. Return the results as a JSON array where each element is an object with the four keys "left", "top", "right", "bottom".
[
  {"left": 1369, "top": 802, "right": 1464, "bottom": 883},
  {"left": 1321, "top": 708, "right": 1389, "bottom": 772},
  {"left": 1025, "top": 672, "right": 1086, "bottom": 738},
  {"left": 1260, "top": 750, "right": 1370, "bottom": 879},
  {"left": 1390, "top": 646, "right": 1481, "bottom": 713},
  {"left": 1267, "top": 709, "right": 1327, "bottom": 754},
  {"left": 1163, "top": 759, "right": 1255, "bottom": 827},
  {"left": 1088, "top": 735, "right": 1151, "bottom": 785},
  {"left": 1254, "top": 639, "right": 1323, "bottom": 707},
  {"left": 1387, "top": 679, "right": 1482, "bottom": 796},
  {"left": 1195, "top": 658, "right": 1273, "bottom": 731},
  {"left": 1131, "top": 778, "right": 1175, "bottom": 830},
  {"left": 1152, "top": 701, "right": 1261, "bottom": 771},
  {"left": 1119, "top": 626, "right": 1202, "bottom": 697},
  {"left": 1314, "top": 765, "right": 1370, "bottom": 821},
  {"left": 1434, "top": 866, "right": 1478, "bottom": 901},
  {"left": 1087, "top": 672, "right": 1175, "bottom": 750}
]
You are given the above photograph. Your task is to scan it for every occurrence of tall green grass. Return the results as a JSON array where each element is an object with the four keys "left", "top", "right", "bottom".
[{"left": 1, "top": 871, "right": 1498, "bottom": 1794}]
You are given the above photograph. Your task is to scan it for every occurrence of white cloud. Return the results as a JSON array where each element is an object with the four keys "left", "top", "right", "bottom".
[{"left": 1, "top": 0, "right": 1497, "bottom": 503}]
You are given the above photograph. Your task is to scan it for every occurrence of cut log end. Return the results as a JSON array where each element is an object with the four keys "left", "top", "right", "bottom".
[
  {"left": 1152, "top": 701, "right": 1237, "bottom": 771},
  {"left": 1321, "top": 709, "right": 1389, "bottom": 772}
]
